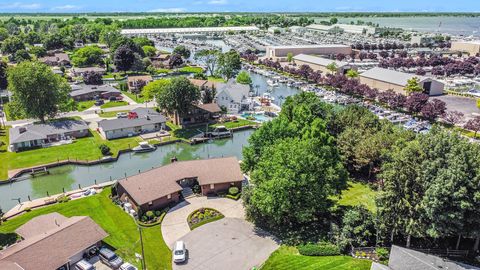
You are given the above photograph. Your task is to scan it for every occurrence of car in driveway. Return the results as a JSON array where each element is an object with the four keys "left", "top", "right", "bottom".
[
  {"left": 119, "top": 262, "right": 138, "bottom": 270},
  {"left": 99, "top": 247, "right": 123, "bottom": 269},
  {"left": 74, "top": 259, "right": 95, "bottom": 270},
  {"left": 173, "top": 241, "right": 186, "bottom": 263}
]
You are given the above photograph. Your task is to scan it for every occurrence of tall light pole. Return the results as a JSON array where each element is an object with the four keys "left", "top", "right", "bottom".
[{"left": 138, "top": 226, "right": 146, "bottom": 270}]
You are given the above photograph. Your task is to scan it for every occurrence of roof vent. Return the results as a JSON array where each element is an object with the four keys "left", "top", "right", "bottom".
[{"left": 19, "top": 127, "right": 27, "bottom": 134}]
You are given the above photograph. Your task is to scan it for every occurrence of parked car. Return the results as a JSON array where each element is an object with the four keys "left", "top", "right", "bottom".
[
  {"left": 116, "top": 96, "right": 124, "bottom": 101},
  {"left": 109, "top": 96, "right": 118, "bottom": 101},
  {"left": 95, "top": 100, "right": 104, "bottom": 106},
  {"left": 117, "top": 112, "right": 128, "bottom": 118},
  {"left": 75, "top": 259, "right": 95, "bottom": 270},
  {"left": 99, "top": 247, "right": 123, "bottom": 269},
  {"left": 119, "top": 262, "right": 138, "bottom": 270},
  {"left": 173, "top": 241, "right": 186, "bottom": 263}
]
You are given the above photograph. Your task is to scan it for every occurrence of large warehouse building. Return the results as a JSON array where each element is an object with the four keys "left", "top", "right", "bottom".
[
  {"left": 121, "top": 26, "right": 260, "bottom": 37},
  {"left": 451, "top": 41, "right": 480, "bottom": 56},
  {"left": 293, "top": 54, "right": 355, "bottom": 75},
  {"left": 265, "top": 44, "right": 352, "bottom": 60},
  {"left": 359, "top": 67, "right": 444, "bottom": 96}
]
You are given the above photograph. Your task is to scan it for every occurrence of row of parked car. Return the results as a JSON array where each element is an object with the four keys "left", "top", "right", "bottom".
[{"left": 74, "top": 246, "right": 137, "bottom": 270}]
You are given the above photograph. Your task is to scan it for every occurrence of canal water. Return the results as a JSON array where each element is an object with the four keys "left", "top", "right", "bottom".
[{"left": 0, "top": 71, "right": 301, "bottom": 211}]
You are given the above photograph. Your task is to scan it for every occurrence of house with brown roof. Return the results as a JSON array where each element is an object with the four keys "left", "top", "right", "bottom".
[
  {"left": 127, "top": 75, "right": 153, "bottom": 93},
  {"left": 38, "top": 53, "right": 71, "bottom": 67},
  {"left": 0, "top": 213, "right": 108, "bottom": 270},
  {"left": 170, "top": 102, "right": 222, "bottom": 127},
  {"left": 116, "top": 157, "right": 244, "bottom": 212}
]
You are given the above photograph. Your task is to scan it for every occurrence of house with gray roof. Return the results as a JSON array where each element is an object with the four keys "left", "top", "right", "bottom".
[
  {"left": 359, "top": 67, "right": 444, "bottom": 96},
  {"left": 98, "top": 108, "right": 167, "bottom": 140},
  {"left": 9, "top": 120, "right": 89, "bottom": 152},
  {"left": 215, "top": 80, "right": 253, "bottom": 114},
  {"left": 70, "top": 84, "right": 121, "bottom": 101}
]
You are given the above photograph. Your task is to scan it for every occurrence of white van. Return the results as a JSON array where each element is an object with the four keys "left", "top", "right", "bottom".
[
  {"left": 173, "top": 241, "right": 186, "bottom": 263},
  {"left": 74, "top": 259, "right": 95, "bottom": 270}
]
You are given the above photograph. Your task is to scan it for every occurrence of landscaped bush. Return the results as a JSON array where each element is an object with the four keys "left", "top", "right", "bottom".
[
  {"left": 137, "top": 207, "right": 169, "bottom": 227},
  {"left": 99, "top": 144, "right": 111, "bottom": 156},
  {"left": 297, "top": 242, "right": 341, "bottom": 256},
  {"left": 56, "top": 195, "right": 71, "bottom": 203},
  {"left": 187, "top": 208, "right": 224, "bottom": 230},
  {"left": 0, "top": 233, "right": 19, "bottom": 249},
  {"left": 146, "top": 211, "right": 155, "bottom": 220},
  {"left": 376, "top": 247, "right": 389, "bottom": 262},
  {"left": 192, "top": 184, "right": 201, "bottom": 194},
  {"left": 228, "top": 187, "right": 239, "bottom": 195},
  {"left": 226, "top": 193, "right": 241, "bottom": 200}
]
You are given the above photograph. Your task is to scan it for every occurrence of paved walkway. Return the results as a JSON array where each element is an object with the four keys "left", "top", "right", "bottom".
[
  {"left": 161, "top": 196, "right": 245, "bottom": 248},
  {"left": 173, "top": 218, "right": 279, "bottom": 270}
]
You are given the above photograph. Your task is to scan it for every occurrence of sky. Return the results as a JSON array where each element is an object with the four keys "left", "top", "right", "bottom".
[{"left": 0, "top": 0, "right": 479, "bottom": 13}]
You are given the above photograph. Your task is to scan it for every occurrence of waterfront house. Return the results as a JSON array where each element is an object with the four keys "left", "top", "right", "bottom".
[
  {"left": 116, "top": 157, "right": 244, "bottom": 212},
  {"left": 98, "top": 108, "right": 167, "bottom": 140},
  {"left": 0, "top": 213, "right": 108, "bottom": 270},
  {"left": 127, "top": 75, "right": 153, "bottom": 93},
  {"left": 293, "top": 54, "right": 356, "bottom": 75},
  {"left": 359, "top": 67, "right": 444, "bottom": 96},
  {"left": 9, "top": 120, "right": 89, "bottom": 152},
  {"left": 38, "top": 53, "right": 71, "bottom": 67},
  {"left": 215, "top": 80, "right": 253, "bottom": 114},
  {"left": 171, "top": 103, "right": 222, "bottom": 127},
  {"left": 70, "top": 84, "right": 122, "bottom": 101}
]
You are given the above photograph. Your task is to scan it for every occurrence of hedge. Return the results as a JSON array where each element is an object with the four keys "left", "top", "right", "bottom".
[
  {"left": 137, "top": 211, "right": 167, "bottom": 227},
  {"left": 226, "top": 193, "right": 241, "bottom": 200},
  {"left": 189, "top": 214, "right": 224, "bottom": 230},
  {"left": 297, "top": 242, "right": 341, "bottom": 256}
]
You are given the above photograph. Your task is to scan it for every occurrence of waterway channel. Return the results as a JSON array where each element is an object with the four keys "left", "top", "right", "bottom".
[{"left": 0, "top": 71, "right": 301, "bottom": 211}]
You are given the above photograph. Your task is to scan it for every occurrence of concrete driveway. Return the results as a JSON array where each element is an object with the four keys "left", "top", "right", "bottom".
[
  {"left": 173, "top": 218, "right": 279, "bottom": 270},
  {"left": 162, "top": 196, "right": 245, "bottom": 247}
]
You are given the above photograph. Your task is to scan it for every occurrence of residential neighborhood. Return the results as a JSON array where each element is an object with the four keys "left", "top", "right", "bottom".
[{"left": 1, "top": 4, "right": 480, "bottom": 270}]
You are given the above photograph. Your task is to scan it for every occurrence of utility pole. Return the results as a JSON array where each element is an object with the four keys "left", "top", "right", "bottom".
[{"left": 138, "top": 226, "right": 146, "bottom": 270}]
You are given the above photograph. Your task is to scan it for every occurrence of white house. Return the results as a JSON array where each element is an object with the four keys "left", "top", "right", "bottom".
[{"left": 215, "top": 81, "right": 253, "bottom": 114}]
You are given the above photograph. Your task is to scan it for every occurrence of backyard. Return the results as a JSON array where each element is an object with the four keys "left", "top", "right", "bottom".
[
  {"left": 0, "top": 188, "right": 172, "bottom": 270},
  {"left": 166, "top": 119, "right": 257, "bottom": 140},
  {"left": 0, "top": 129, "right": 142, "bottom": 180},
  {"left": 336, "top": 182, "right": 377, "bottom": 212},
  {"left": 261, "top": 246, "right": 372, "bottom": 270}
]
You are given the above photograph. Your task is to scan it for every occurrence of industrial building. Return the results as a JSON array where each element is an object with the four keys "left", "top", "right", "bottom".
[
  {"left": 265, "top": 44, "right": 352, "bottom": 60},
  {"left": 451, "top": 40, "right": 480, "bottom": 56},
  {"left": 293, "top": 54, "right": 355, "bottom": 75},
  {"left": 120, "top": 26, "right": 260, "bottom": 37}
]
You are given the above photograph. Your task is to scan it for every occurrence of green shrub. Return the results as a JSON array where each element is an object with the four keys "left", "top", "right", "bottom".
[
  {"left": 0, "top": 233, "right": 19, "bottom": 248},
  {"left": 154, "top": 210, "right": 162, "bottom": 217},
  {"left": 376, "top": 247, "right": 389, "bottom": 261},
  {"left": 99, "top": 144, "right": 111, "bottom": 156},
  {"left": 297, "top": 242, "right": 341, "bottom": 256},
  {"left": 141, "top": 215, "right": 148, "bottom": 222},
  {"left": 228, "top": 187, "right": 239, "bottom": 195},
  {"left": 226, "top": 193, "right": 241, "bottom": 200},
  {"left": 56, "top": 195, "right": 71, "bottom": 203},
  {"left": 146, "top": 211, "right": 155, "bottom": 220}
]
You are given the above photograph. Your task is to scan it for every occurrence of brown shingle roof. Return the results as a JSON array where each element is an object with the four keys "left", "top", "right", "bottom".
[
  {"left": 0, "top": 214, "right": 108, "bottom": 270},
  {"left": 118, "top": 157, "right": 244, "bottom": 206},
  {"left": 15, "top": 213, "right": 68, "bottom": 239},
  {"left": 195, "top": 103, "right": 222, "bottom": 113}
]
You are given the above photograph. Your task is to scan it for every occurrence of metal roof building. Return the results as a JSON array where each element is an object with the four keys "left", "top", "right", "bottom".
[{"left": 121, "top": 26, "right": 259, "bottom": 36}]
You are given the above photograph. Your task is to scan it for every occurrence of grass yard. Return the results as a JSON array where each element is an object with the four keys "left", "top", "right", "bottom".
[
  {"left": 336, "top": 182, "right": 377, "bottom": 212},
  {"left": 0, "top": 130, "right": 142, "bottom": 180},
  {"left": 76, "top": 100, "right": 96, "bottom": 112},
  {"left": 0, "top": 188, "right": 172, "bottom": 270},
  {"left": 100, "top": 101, "right": 129, "bottom": 109},
  {"left": 261, "top": 246, "right": 372, "bottom": 270},
  {"left": 166, "top": 119, "right": 257, "bottom": 140},
  {"left": 178, "top": 66, "right": 204, "bottom": 74},
  {"left": 212, "top": 119, "right": 257, "bottom": 129},
  {"left": 98, "top": 110, "right": 130, "bottom": 118},
  {"left": 207, "top": 76, "right": 227, "bottom": 83},
  {"left": 121, "top": 90, "right": 147, "bottom": 104}
]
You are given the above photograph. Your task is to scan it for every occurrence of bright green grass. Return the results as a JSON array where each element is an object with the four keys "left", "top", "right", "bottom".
[
  {"left": 166, "top": 119, "right": 257, "bottom": 140},
  {"left": 261, "top": 246, "right": 372, "bottom": 270},
  {"left": 0, "top": 130, "right": 142, "bottom": 180},
  {"left": 336, "top": 182, "right": 377, "bottom": 212},
  {"left": 121, "top": 90, "right": 146, "bottom": 104},
  {"left": 76, "top": 100, "right": 96, "bottom": 112},
  {"left": 0, "top": 188, "right": 172, "bottom": 270},
  {"left": 178, "top": 66, "right": 204, "bottom": 74},
  {"left": 98, "top": 110, "right": 130, "bottom": 118},
  {"left": 100, "top": 101, "right": 129, "bottom": 109},
  {"left": 207, "top": 76, "right": 227, "bottom": 83},
  {"left": 212, "top": 119, "right": 257, "bottom": 129}
]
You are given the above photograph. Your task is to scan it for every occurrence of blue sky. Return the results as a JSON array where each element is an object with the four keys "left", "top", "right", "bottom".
[{"left": 0, "top": 0, "right": 479, "bottom": 13}]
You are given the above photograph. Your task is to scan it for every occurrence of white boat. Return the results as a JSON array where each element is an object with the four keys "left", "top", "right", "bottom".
[
  {"left": 266, "top": 79, "right": 279, "bottom": 87},
  {"left": 132, "top": 142, "right": 156, "bottom": 153},
  {"left": 205, "top": 126, "right": 232, "bottom": 138},
  {"left": 262, "top": 92, "right": 275, "bottom": 101}
]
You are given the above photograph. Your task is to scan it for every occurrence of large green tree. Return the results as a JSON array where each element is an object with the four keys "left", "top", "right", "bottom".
[
  {"left": 142, "top": 79, "right": 171, "bottom": 101},
  {"left": 8, "top": 61, "right": 70, "bottom": 122},
  {"left": 244, "top": 137, "right": 347, "bottom": 242},
  {"left": 71, "top": 45, "right": 104, "bottom": 67},
  {"left": 218, "top": 50, "right": 241, "bottom": 80},
  {"left": 156, "top": 77, "right": 200, "bottom": 123},
  {"left": 194, "top": 49, "right": 220, "bottom": 76}
]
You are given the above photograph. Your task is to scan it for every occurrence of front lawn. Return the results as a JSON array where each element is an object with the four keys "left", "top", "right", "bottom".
[
  {"left": 212, "top": 119, "right": 257, "bottom": 129},
  {"left": 207, "top": 76, "right": 226, "bottom": 83},
  {"left": 0, "top": 188, "right": 172, "bottom": 270},
  {"left": 98, "top": 110, "right": 130, "bottom": 118},
  {"left": 100, "top": 101, "right": 129, "bottom": 109},
  {"left": 121, "top": 90, "right": 146, "bottom": 104},
  {"left": 178, "top": 66, "right": 204, "bottom": 74},
  {"left": 0, "top": 131, "right": 142, "bottom": 180},
  {"left": 261, "top": 246, "right": 372, "bottom": 270},
  {"left": 336, "top": 182, "right": 377, "bottom": 212},
  {"left": 166, "top": 120, "right": 257, "bottom": 140},
  {"left": 76, "top": 100, "right": 96, "bottom": 112}
]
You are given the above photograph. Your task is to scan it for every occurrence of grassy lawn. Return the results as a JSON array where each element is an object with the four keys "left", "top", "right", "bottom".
[
  {"left": 166, "top": 119, "right": 257, "bottom": 140},
  {"left": 212, "top": 119, "right": 257, "bottom": 129},
  {"left": 336, "top": 182, "right": 377, "bottom": 212},
  {"left": 76, "top": 100, "right": 96, "bottom": 112},
  {"left": 0, "top": 188, "right": 172, "bottom": 270},
  {"left": 0, "top": 130, "right": 142, "bottom": 180},
  {"left": 98, "top": 110, "right": 130, "bottom": 118},
  {"left": 178, "top": 66, "right": 204, "bottom": 74},
  {"left": 207, "top": 76, "right": 226, "bottom": 83},
  {"left": 261, "top": 246, "right": 372, "bottom": 270},
  {"left": 100, "top": 101, "right": 129, "bottom": 109},
  {"left": 121, "top": 90, "right": 147, "bottom": 104}
]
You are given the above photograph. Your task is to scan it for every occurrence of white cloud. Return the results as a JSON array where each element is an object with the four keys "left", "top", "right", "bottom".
[
  {"left": 149, "top": 8, "right": 186, "bottom": 12},
  {"left": 208, "top": 0, "right": 228, "bottom": 5},
  {"left": 0, "top": 2, "right": 41, "bottom": 10},
  {"left": 52, "top": 5, "right": 80, "bottom": 11}
]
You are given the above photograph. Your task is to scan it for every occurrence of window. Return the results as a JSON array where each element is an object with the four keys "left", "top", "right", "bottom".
[
  {"left": 148, "top": 201, "right": 152, "bottom": 206},
  {"left": 167, "top": 194, "right": 171, "bottom": 199},
  {"left": 210, "top": 184, "right": 215, "bottom": 189}
]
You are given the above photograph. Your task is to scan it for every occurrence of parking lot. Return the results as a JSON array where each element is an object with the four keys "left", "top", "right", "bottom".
[{"left": 435, "top": 95, "right": 480, "bottom": 120}]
